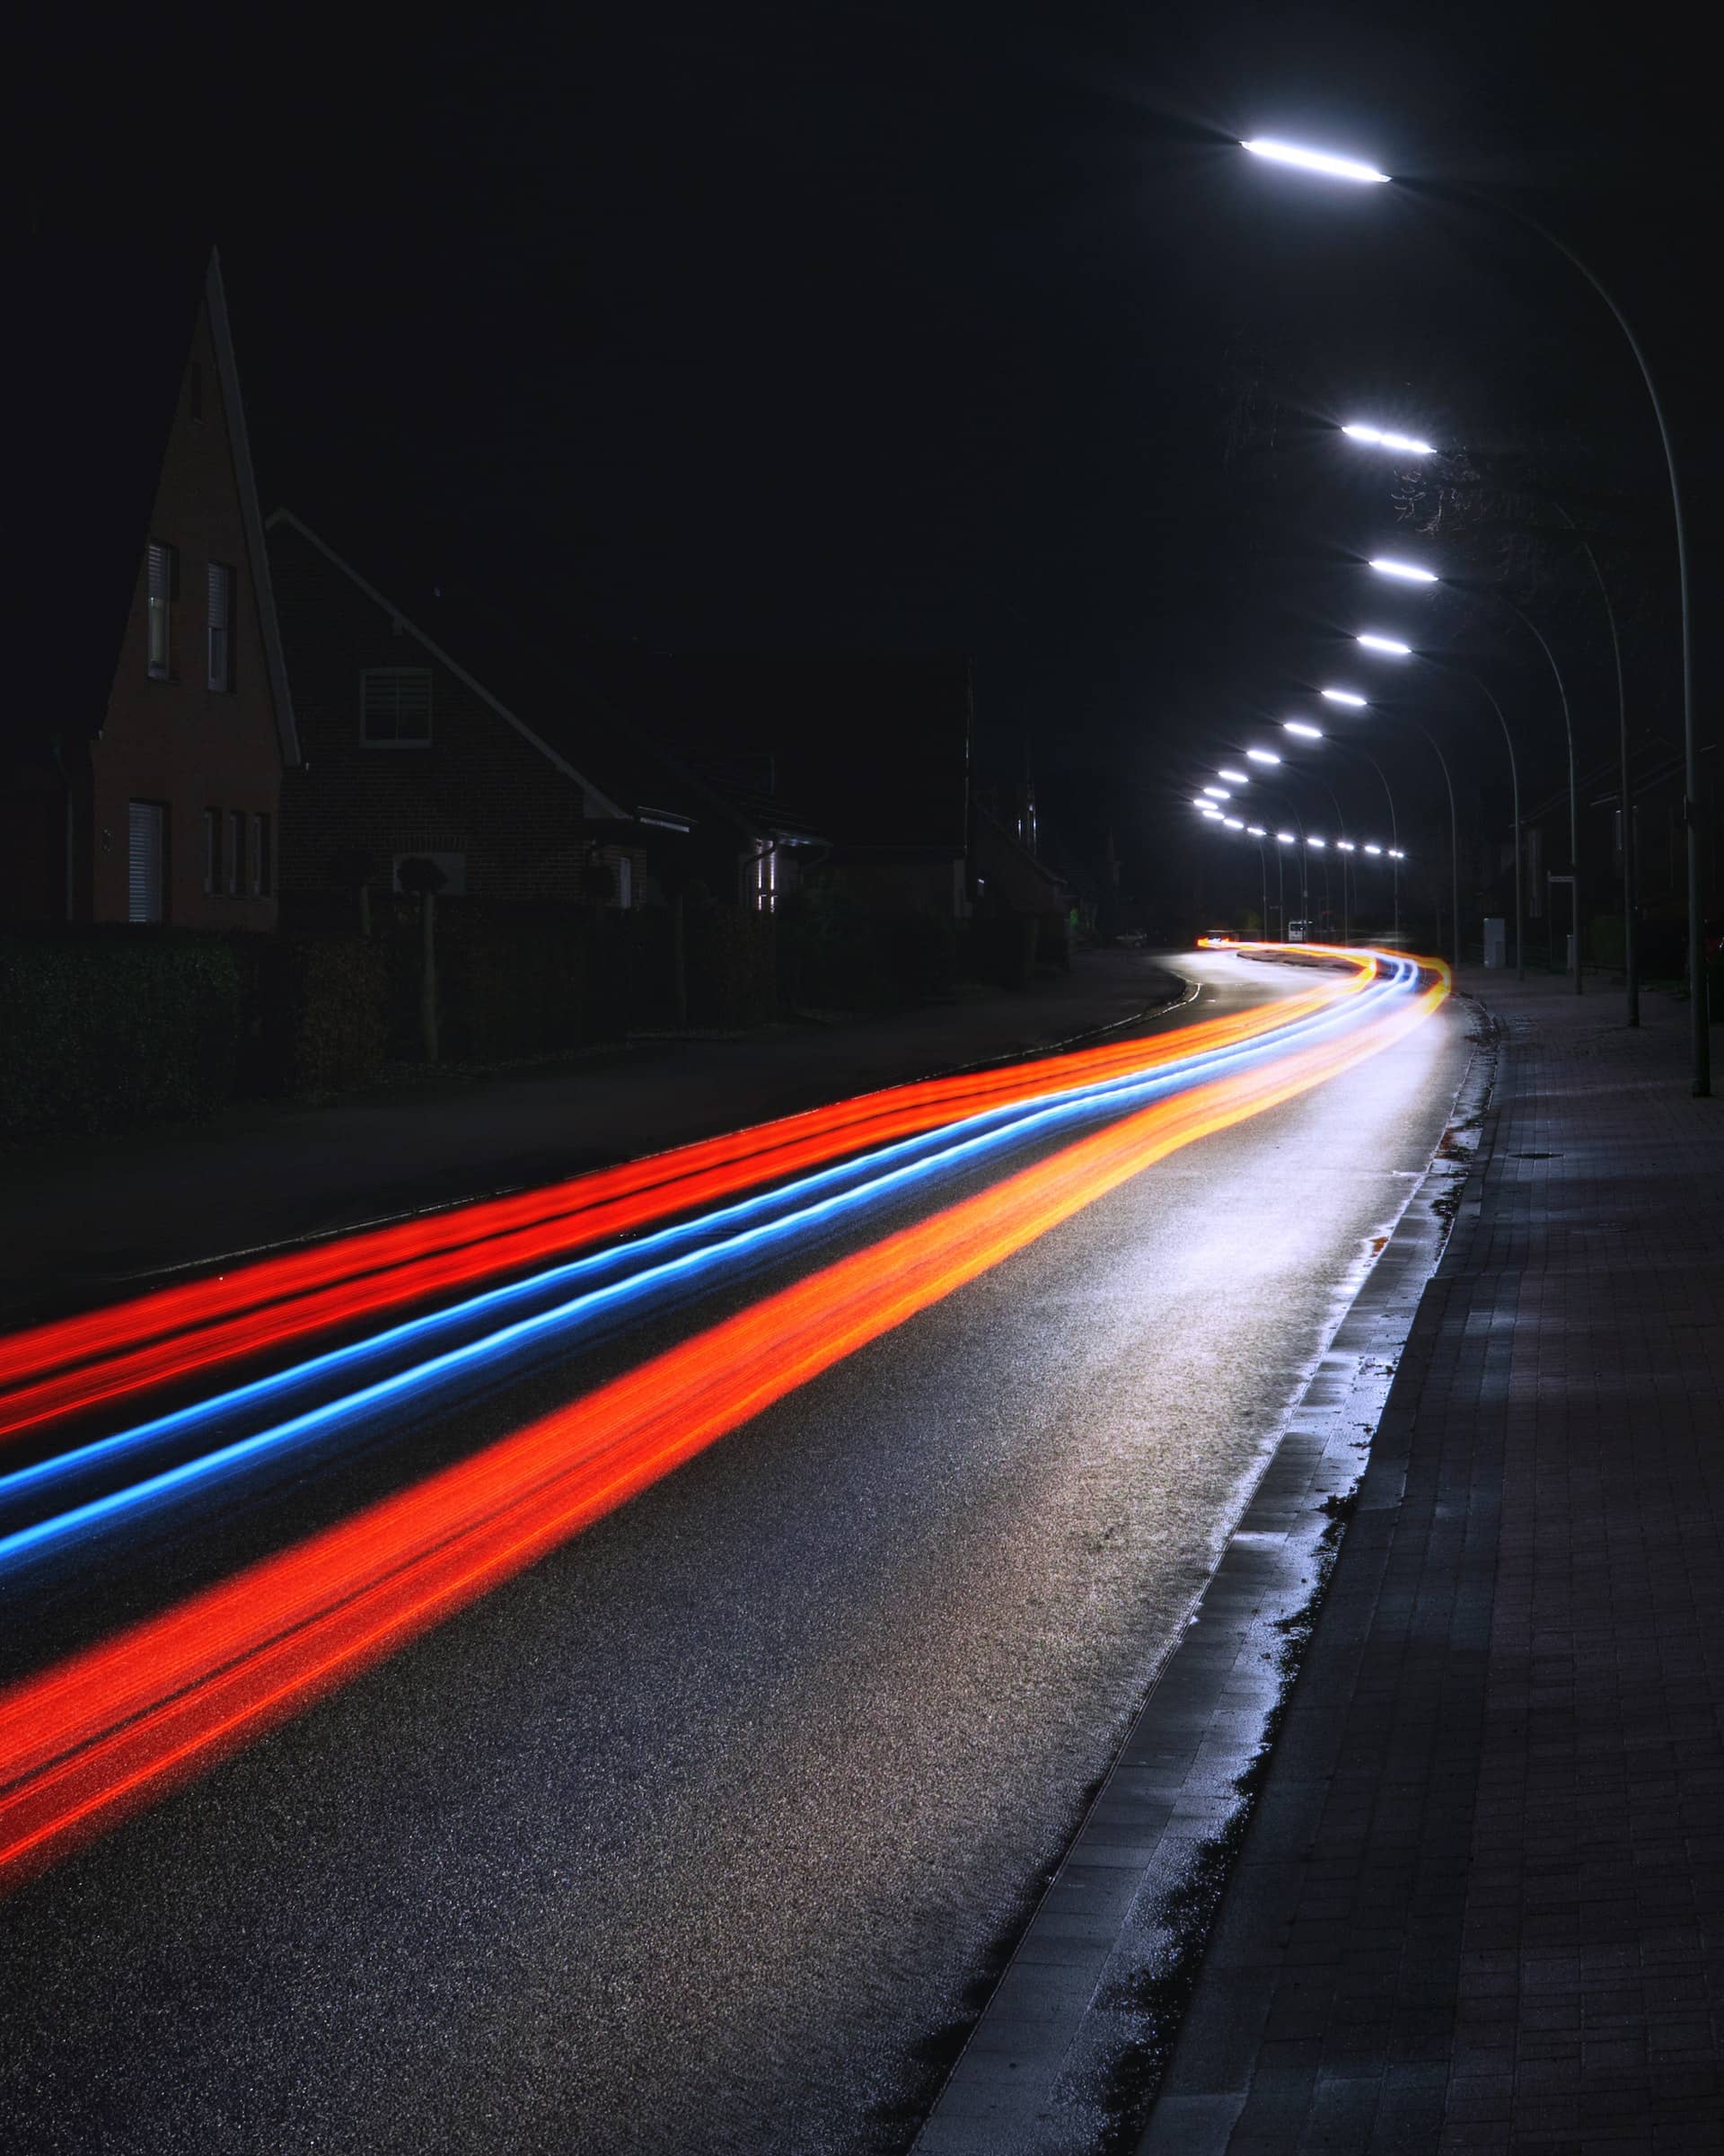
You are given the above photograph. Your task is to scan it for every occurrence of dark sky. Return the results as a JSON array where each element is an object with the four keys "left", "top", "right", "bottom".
[{"left": 40, "top": 0, "right": 1718, "bottom": 868}]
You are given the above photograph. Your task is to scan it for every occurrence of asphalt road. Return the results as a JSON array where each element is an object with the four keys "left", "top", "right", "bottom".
[{"left": 0, "top": 953, "right": 1473, "bottom": 2156}]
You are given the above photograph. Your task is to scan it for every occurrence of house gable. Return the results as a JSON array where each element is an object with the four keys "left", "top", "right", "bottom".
[
  {"left": 266, "top": 514, "right": 629, "bottom": 903},
  {"left": 84, "top": 253, "right": 295, "bottom": 928}
]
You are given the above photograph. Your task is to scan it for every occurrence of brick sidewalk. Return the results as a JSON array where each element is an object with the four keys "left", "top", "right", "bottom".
[{"left": 1140, "top": 974, "right": 1724, "bottom": 2153}]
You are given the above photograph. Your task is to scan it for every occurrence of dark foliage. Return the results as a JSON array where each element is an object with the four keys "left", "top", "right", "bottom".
[{"left": 0, "top": 928, "right": 242, "bottom": 1138}]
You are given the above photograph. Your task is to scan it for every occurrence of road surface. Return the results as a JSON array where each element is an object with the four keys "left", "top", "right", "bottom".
[{"left": 0, "top": 950, "right": 1471, "bottom": 2155}]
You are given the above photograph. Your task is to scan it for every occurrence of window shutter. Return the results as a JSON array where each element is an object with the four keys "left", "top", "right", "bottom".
[
  {"left": 128, "top": 802, "right": 164, "bottom": 922},
  {"left": 207, "top": 562, "right": 232, "bottom": 691},
  {"left": 361, "top": 669, "right": 433, "bottom": 743},
  {"left": 146, "top": 543, "right": 173, "bottom": 678}
]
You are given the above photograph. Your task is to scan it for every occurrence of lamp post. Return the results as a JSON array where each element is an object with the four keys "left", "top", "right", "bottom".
[
  {"left": 1292, "top": 708, "right": 1403, "bottom": 942},
  {"left": 1245, "top": 135, "right": 1704, "bottom": 1085},
  {"left": 1345, "top": 427, "right": 1632, "bottom": 1015},
  {"left": 1330, "top": 664, "right": 1518, "bottom": 976},
  {"left": 1276, "top": 752, "right": 1350, "bottom": 942},
  {"left": 1245, "top": 823, "right": 1272, "bottom": 936},
  {"left": 1339, "top": 662, "right": 1462, "bottom": 972},
  {"left": 1365, "top": 554, "right": 1582, "bottom": 990}
]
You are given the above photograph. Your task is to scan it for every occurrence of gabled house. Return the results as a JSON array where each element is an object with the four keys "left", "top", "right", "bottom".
[
  {"left": 4, "top": 247, "right": 298, "bottom": 928},
  {"left": 264, "top": 514, "right": 826, "bottom": 923},
  {"left": 606, "top": 650, "right": 972, "bottom": 919},
  {"left": 265, "top": 512, "right": 642, "bottom": 917}
]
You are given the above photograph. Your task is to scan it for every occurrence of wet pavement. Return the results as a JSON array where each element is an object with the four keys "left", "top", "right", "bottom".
[
  {"left": 1137, "top": 972, "right": 1724, "bottom": 2153},
  {"left": 0, "top": 953, "right": 1470, "bottom": 2155},
  {"left": 0, "top": 951, "right": 1182, "bottom": 1326}
]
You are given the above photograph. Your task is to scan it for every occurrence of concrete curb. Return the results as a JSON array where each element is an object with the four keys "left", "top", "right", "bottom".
[{"left": 910, "top": 995, "right": 1500, "bottom": 2156}]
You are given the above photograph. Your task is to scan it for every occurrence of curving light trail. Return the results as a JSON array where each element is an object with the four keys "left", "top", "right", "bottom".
[
  {"left": 0, "top": 953, "right": 1413, "bottom": 1567},
  {"left": 0, "top": 958, "right": 1376, "bottom": 1444},
  {"left": 0, "top": 949, "right": 1447, "bottom": 1892}
]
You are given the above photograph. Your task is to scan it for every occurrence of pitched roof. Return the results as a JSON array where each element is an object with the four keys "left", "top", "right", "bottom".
[
  {"left": 12, "top": 243, "right": 296, "bottom": 767},
  {"left": 266, "top": 510, "right": 628, "bottom": 819},
  {"left": 602, "top": 648, "right": 973, "bottom": 854},
  {"left": 264, "top": 515, "right": 824, "bottom": 846}
]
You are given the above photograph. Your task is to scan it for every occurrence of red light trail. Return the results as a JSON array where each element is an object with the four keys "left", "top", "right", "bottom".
[
  {"left": 0, "top": 960, "right": 1443, "bottom": 1893},
  {"left": 0, "top": 959, "right": 1371, "bottom": 1443}
]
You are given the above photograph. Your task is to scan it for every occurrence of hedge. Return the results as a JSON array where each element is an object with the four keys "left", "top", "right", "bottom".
[
  {"left": 0, "top": 928, "right": 243, "bottom": 1137},
  {"left": 964, "top": 913, "right": 1039, "bottom": 991},
  {"left": 243, "top": 934, "right": 388, "bottom": 1096},
  {"left": 687, "top": 900, "right": 777, "bottom": 1028}
]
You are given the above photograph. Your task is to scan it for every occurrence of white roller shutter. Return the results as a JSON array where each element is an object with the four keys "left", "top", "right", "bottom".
[{"left": 128, "top": 802, "right": 164, "bottom": 922}]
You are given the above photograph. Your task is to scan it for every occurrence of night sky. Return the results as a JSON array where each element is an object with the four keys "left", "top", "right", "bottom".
[{"left": 40, "top": 0, "right": 1718, "bottom": 885}]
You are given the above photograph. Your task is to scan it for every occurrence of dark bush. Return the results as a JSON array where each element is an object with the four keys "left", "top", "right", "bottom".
[
  {"left": 1036, "top": 910, "right": 1072, "bottom": 973},
  {"left": 963, "top": 913, "right": 1039, "bottom": 991},
  {"left": 587, "top": 904, "right": 673, "bottom": 1034},
  {"left": 876, "top": 910, "right": 960, "bottom": 1004},
  {"left": 1588, "top": 912, "right": 1625, "bottom": 969},
  {"left": 687, "top": 900, "right": 777, "bottom": 1028},
  {"left": 0, "top": 928, "right": 242, "bottom": 1138},
  {"left": 433, "top": 902, "right": 591, "bottom": 1062},
  {"left": 242, "top": 934, "right": 388, "bottom": 1096},
  {"left": 777, "top": 885, "right": 887, "bottom": 1011}
]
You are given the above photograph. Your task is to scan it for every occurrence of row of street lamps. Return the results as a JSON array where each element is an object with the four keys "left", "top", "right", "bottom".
[{"left": 1186, "top": 136, "right": 1703, "bottom": 1090}]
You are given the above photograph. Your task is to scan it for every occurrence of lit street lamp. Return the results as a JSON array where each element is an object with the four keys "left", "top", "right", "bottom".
[
  {"left": 1366, "top": 557, "right": 1581, "bottom": 992},
  {"left": 1245, "top": 132, "right": 1704, "bottom": 1085}
]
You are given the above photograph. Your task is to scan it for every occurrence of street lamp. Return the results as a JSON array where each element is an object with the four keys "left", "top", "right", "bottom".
[
  {"left": 1368, "top": 557, "right": 1439, "bottom": 584},
  {"left": 1245, "top": 747, "right": 1280, "bottom": 764},
  {"left": 1357, "top": 633, "right": 1412, "bottom": 656},
  {"left": 1283, "top": 720, "right": 1323, "bottom": 740},
  {"left": 1341, "top": 421, "right": 1434, "bottom": 455},
  {"left": 1241, "top": 138, "right": 1388, "bottom": 184},
  {"left": 1245, "top": 134, "right": 1705, "bottom": 1086},
  {"left": 1286, "top": 722, "right": 1403, "bottom": 945},
  {"left": 1321, "top": 688, "right": 1367, "bottom": 708},
  {"left": 1366, "top": 556, "right": 1582, "bottom": 992}
]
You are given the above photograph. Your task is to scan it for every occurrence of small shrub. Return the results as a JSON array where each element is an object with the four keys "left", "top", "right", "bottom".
[
  {"left": 687, "top": 900, "right": 776, "bottom": 1028},
  {"left": 0, "top": 928, "right": 242, "bottom": 1138},
  {"left": 963, "top": 914, "right": 1039, "bottom": 991},
  {"left": 243, "top": 934, "right": 387, "bottom": 1096}
]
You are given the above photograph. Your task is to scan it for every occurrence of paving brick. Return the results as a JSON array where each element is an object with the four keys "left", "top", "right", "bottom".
[{"left": 1137, "top": 975, "right": 1724, "bottom": 2152}]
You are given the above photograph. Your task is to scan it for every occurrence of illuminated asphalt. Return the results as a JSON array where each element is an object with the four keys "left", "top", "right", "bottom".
[{"left": 0, "top": 954, "right": 1471, "bottom": 2156}]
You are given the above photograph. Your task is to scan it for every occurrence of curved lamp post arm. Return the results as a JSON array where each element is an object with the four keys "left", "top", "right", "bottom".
[
  {"left": 1548, "top": 502, "right": 1637, "bottom": 1023},
  {"left": 1385, "top": 708, "right": 1461, "bottom": 975},
  {"left": 1473, "top": 585, "right": 1582, "bottom": 994},
  {"left": 1419, "top": 181, "right": 1697, "bottom": 1070}
]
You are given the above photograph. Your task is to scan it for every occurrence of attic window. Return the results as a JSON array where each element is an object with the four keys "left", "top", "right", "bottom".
[
  {"left": 207, "top": 561, "right": 233, "bottom": 691},
  {"left": 360, "top": 667, "right": 432, "bottom": 744},
  {"left": 146, "top": 542, "right": 175, "bottom": 679}
]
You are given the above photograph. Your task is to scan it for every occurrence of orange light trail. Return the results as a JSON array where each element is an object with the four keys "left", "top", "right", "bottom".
[
  {"left": 0, "top": 956, "right": 1375, "bottom": 1443},
  {"left": 0, "top": 961, "right": 1443, "bottom": 1892}
]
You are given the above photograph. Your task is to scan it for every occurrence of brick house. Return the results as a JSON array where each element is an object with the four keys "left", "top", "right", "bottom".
[
  {"left": 264, "top": 512, "right": 825, "bottom": 921},
  {"left": 4, "top": 247, "right": 298, "bottom": 928},
  {"left": 265, "top": 511, "right": 653, "bottom": 916},
  {"left": 596, "top": 648, "right": 970, "bottom": 917}
]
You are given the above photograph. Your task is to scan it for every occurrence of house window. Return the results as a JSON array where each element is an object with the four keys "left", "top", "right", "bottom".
[
  {"left": 207, "top": 561, "right": 233, "bottom": 691},
  {"left": 361, "top": 668, "right": 433, "bottom": 744},
  {"left": 228, "top": 810, "right": 244, "bottom": 897},
  {"left": 750, "top": 839, "right": 778, "bottom": 915},
  {"left": 616, "top": 856, "right": 633, "bottom": 910},
  {"left": 250, "top": 813, "right": 269, "bottom": 897},
  {"left": 146, "top": 542, "right": 175, "bottom": 679},
  {"left": 203, "top": 807, "right": 220, "bottom": 894},
  {"left": 128, "top": 802, "right": 166, "bottom": 922}
]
